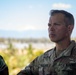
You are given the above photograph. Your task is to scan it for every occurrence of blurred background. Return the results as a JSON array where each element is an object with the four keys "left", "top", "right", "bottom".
[{"left": 0, "top": 0, "right": 76, "bottom": 75}]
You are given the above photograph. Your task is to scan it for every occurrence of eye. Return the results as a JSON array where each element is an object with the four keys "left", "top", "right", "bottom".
[{"left": 48, "top": 23, "right": 51, "bottom": 26}]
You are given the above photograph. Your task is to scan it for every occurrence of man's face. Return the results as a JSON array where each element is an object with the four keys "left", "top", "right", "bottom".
[{"left": 48, "top": 13, "right": 69, "bottom": 43}]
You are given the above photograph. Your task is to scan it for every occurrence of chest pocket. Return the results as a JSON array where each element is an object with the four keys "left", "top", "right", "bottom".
[
  {"left": 53, "top": 61, "right": 67, "bottom": 75},
  {"left": 53, "top": 57, "right": 76, "bottom": 75},
  {"left": 39, "top": 64, "right": 52, "bottom": 75}
]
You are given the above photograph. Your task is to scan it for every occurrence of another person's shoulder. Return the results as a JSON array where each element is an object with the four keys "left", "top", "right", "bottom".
[
  {"left": 0, "top": 55, "right": 9, "bottom": 75},
  {"left": 0, "top": 55, "right": 5, "bottom": 65},
  {"left": 0, "top": 55, "right": 7, "bottom": 69}
]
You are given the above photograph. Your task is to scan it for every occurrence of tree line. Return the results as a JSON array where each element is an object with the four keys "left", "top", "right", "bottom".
[{"left": 0, "top": 37, "right": 52, "bottom": 43}]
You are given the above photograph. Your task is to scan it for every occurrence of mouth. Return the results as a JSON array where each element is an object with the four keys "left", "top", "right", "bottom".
[{"left": 49, "top": 33, "right": 55, "bottom": 37}]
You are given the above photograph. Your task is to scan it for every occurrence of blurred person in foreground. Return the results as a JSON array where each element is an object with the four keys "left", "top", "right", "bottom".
[
  {"left": 0, "top": 55, "right": 9, "bottom": 75},
  {"left": 17, "top": 10, "right": 76, "bottom": 75}
]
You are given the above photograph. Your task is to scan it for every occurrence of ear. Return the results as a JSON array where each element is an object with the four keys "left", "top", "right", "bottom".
[{"left": 68, "top": 25, "right": 74, "bottom": 34}]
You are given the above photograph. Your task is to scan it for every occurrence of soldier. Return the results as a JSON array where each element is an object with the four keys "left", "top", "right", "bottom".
[
  {"left": 17, "top": 10, "right": 76, "bottom": 75},
  {"left": 0, "top": 55, "right": 9, "bottom": 75}
]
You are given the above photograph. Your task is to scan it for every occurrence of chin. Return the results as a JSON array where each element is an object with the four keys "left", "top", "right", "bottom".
[
  {"left": 49, "top": 36, "right": 56, "bottom": 42},
  {"left": 50, "top": 38, "right": 59, "bottom": 42},
  {"left": 50, "top": 39, "right": 56, "bottom": 42}
]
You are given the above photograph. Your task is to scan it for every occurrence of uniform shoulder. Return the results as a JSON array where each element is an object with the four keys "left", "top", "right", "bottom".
[
  {"left": 71, "top": 41, "right": 76, "bottom": 55},
  {"left": 37, "top": 48, "right": 54, "bottom": 60},
  {"left": 73, "top": 41, "right": 76, "bottom": 50},
  {"left": 44, "top": 48, "right": 54, "bottom": 56}
]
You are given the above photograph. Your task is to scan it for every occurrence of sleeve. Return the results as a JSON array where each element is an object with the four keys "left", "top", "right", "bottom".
[
  {"left": 17, "top": 57, "right": 39, "bottom": 75},
  {"left": 17, "top": 66, "right": 33, "bottom": 75},
  {"left": 0, "top": 55, "right": 9, "bottom": 75}
]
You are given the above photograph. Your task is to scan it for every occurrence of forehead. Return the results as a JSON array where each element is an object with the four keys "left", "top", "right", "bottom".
[{"left": 49, "top": 13, "right": 65, "bottom": 22}]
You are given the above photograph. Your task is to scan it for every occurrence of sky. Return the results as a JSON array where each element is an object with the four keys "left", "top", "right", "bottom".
[{"left": 0, "top": 0, "right": 76, "bottom": 38}]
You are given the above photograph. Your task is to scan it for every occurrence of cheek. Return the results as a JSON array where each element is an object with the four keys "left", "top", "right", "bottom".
[
  {"left": 60, "top": 32, "right": 66, "bottom": 36},
  {"left": 56, "top": 28, "right": 68, "bottom": 36}
]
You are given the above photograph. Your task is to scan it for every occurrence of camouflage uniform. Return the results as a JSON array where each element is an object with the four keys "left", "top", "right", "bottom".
[
  {"left": 0, "top": 55, "right": 9, "bottom": 75},
  {"left": 17, "top": 40, "right": 76, "bottom": 75}
]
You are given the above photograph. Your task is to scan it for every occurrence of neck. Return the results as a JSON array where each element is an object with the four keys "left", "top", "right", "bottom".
[{"left": 55, "top": 38, "right": 71, "bottom": 51}]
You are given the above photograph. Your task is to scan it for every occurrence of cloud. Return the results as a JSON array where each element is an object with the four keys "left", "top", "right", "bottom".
[{"left": 52, "top": 3, "right": 72, "bottom": 9}]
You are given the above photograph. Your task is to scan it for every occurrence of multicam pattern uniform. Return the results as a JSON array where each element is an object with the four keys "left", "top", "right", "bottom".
[{"left": 17, "top": 41, "right": 76, "bottom": 75}]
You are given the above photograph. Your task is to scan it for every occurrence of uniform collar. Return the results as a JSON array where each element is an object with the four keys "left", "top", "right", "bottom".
[{"left": 54, "top": 40, "right": 76, "bottom": 60}]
